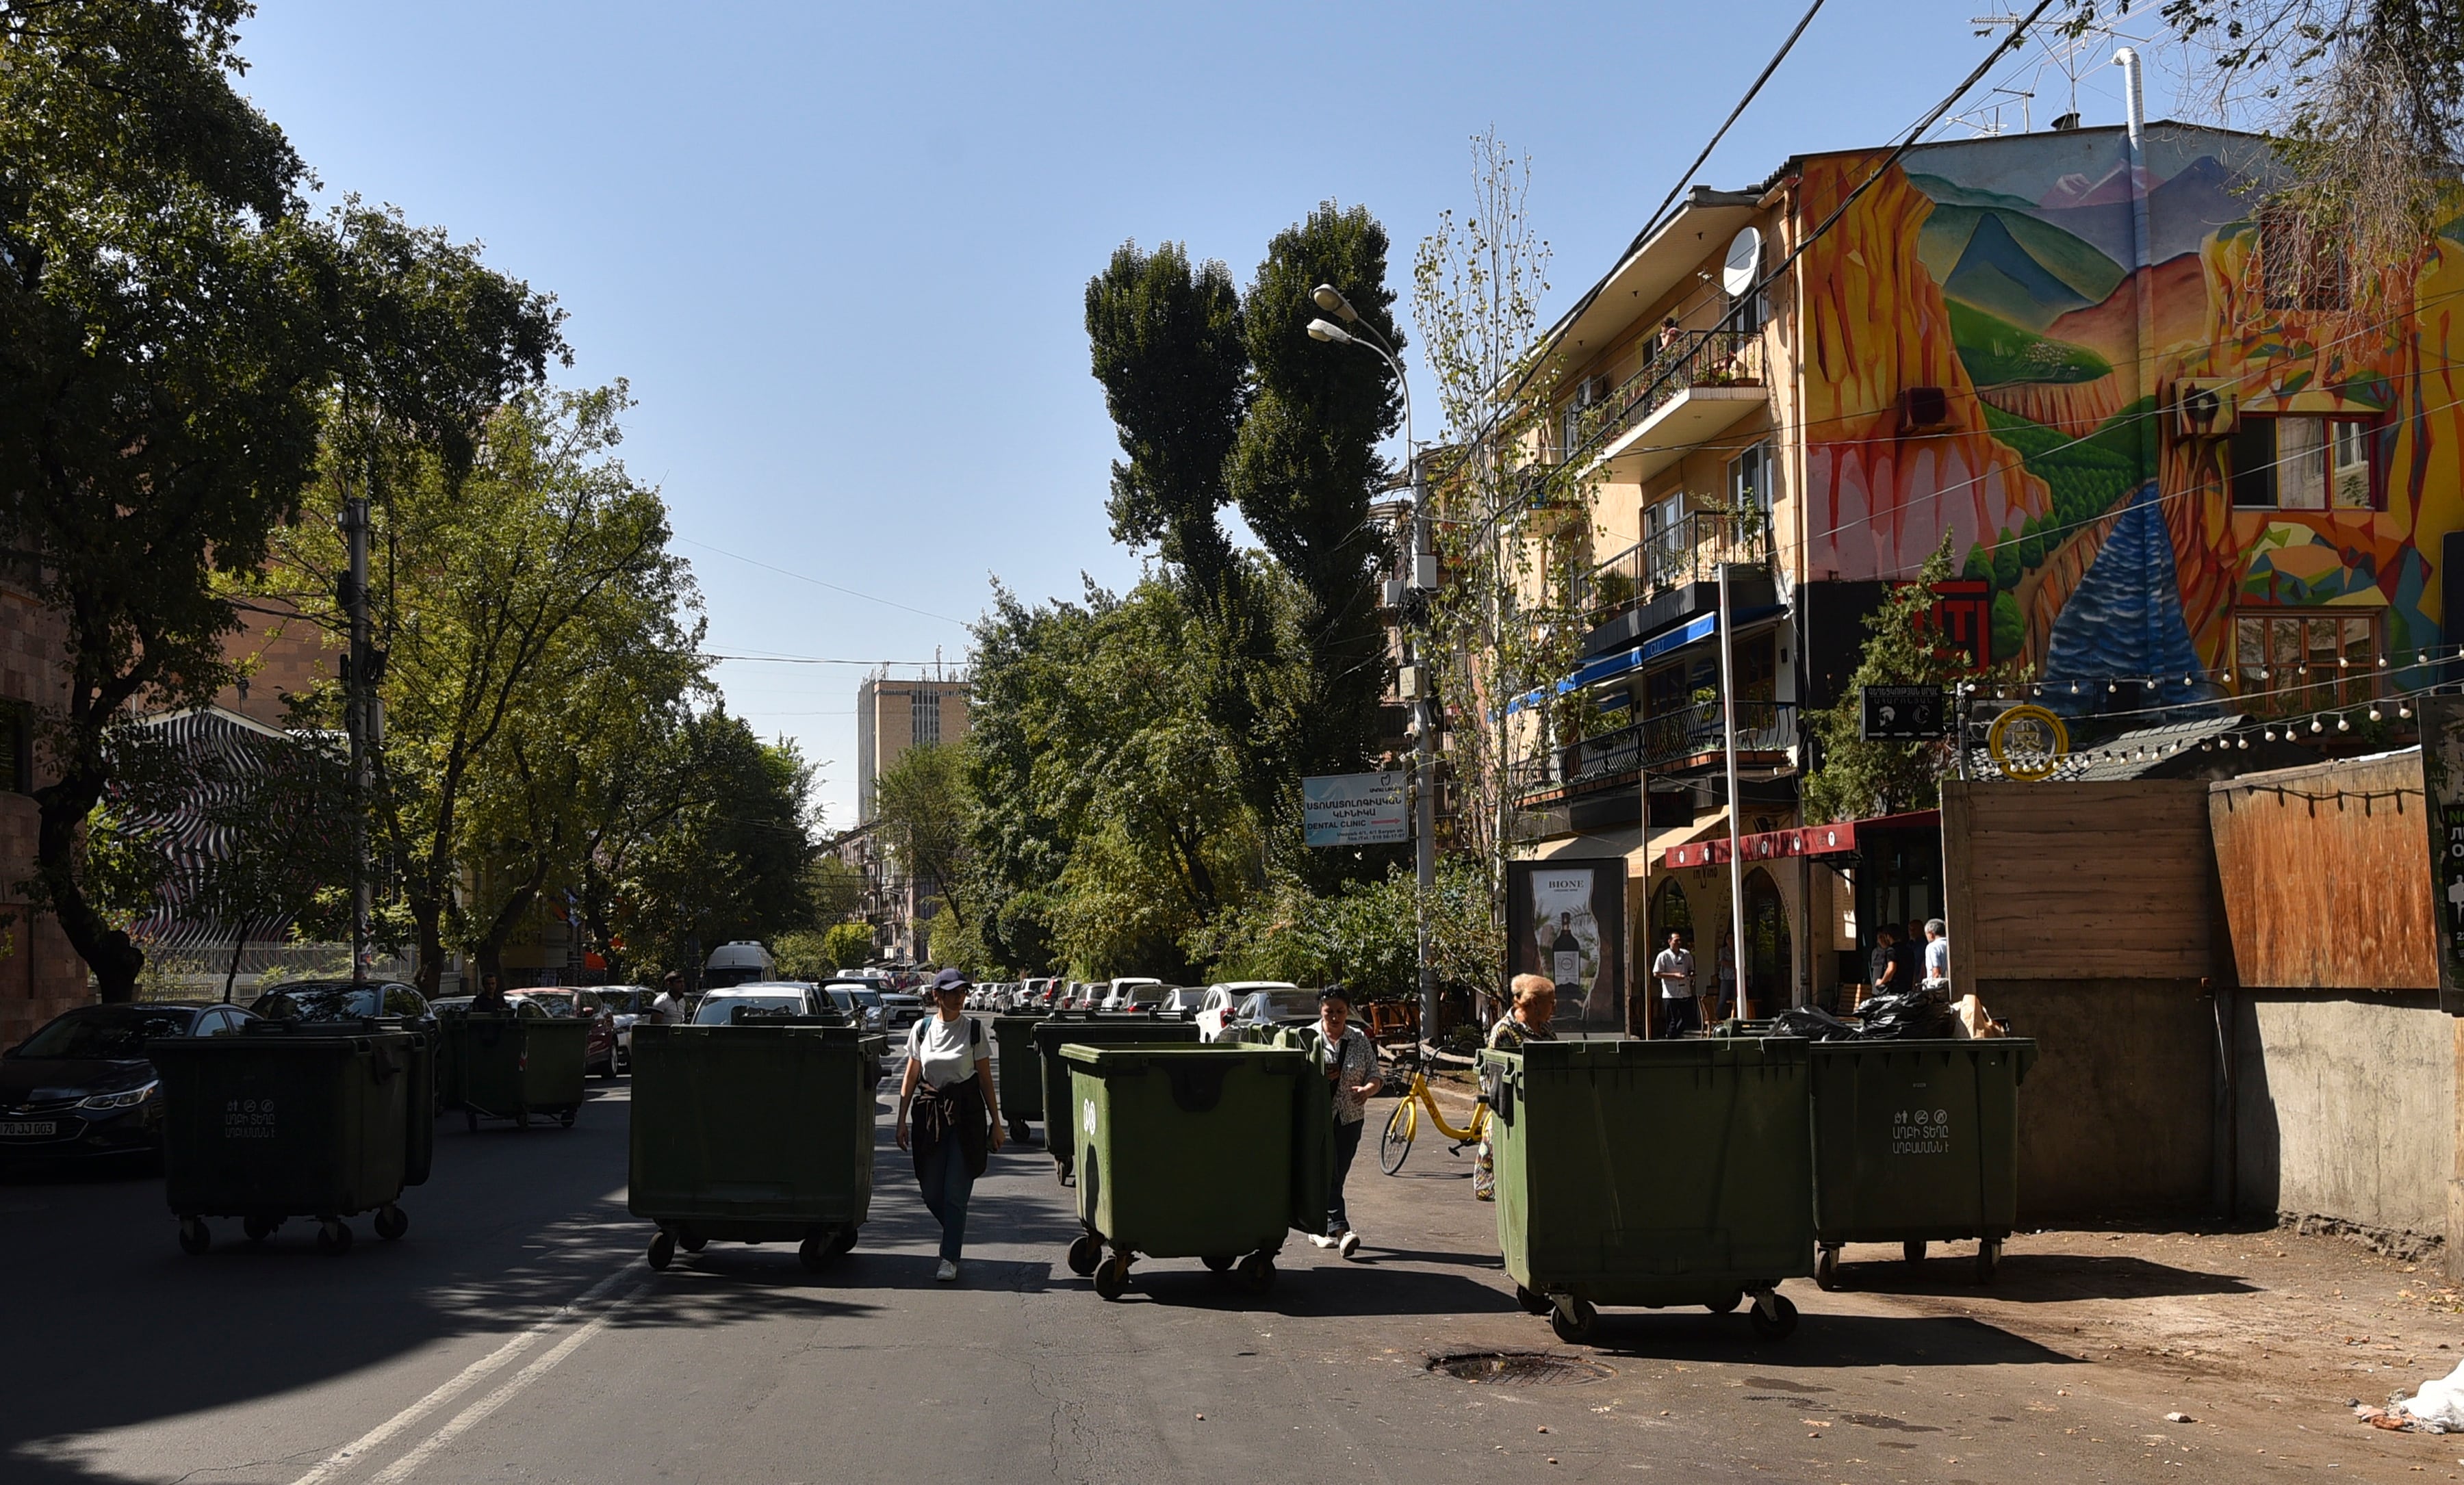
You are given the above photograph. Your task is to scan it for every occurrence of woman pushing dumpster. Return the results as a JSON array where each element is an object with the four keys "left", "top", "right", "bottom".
[{"left": 896, "top": 968, "right": 1003, "bottom": 1283}]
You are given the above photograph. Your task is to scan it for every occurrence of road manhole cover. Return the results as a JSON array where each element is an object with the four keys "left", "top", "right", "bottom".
[{"left": 1426, "top": 1350, "right": 1613, "bottom": 1386}]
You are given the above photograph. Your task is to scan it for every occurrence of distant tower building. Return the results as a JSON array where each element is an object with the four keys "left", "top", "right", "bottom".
[{"left": 856, "top": 668, "right": 971, "bottom": 823}]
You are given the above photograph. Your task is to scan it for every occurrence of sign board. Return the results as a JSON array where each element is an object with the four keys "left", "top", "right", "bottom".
[
  {"left": 1986, "top": 703, "right": 2069, "bottom": 782},
  {"left": 1860, "top": 685, "right": 1949, "bottom": 741},
  {"left": 1302, "top": 771, "right": 1407, "bottom": 847},
  {"left": 2420, "top": 697, "right": 2464, "bottom": 1013},
  {"left": 1504, "top": 859, "right": 1626, "bottom": 1034}
]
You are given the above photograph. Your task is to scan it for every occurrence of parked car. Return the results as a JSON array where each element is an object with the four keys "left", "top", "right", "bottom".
[
  {"left": 1196, "top": 981, "right": 1308, "bottom": 1042},
  {"left": 504, "top": 989, "right": 620, "bottom": 1079},
  {"left": 1098, "top": 977, "right": 1163, "bottom": 1011},
  {"left": 0, "top": 1001, "right": 258, "bottom": 1166},
  {"left": 1117, "top": 982, "right": 1171, "bottom": 1011},
  {"left": 251, "top": 979, "right": 432, "bottom": 1026},
  {"left": 817, "top": 983, "right": 886, "bottom": 1032},
  {"left": 592, "top": 986, "right": 651, "bottom": 1071},
  {"left": 692, "top": 982, "right": 834, "bottom": 1025},
  {"left": 1159, "top": 985, "right": 1209, "bottom": 1015},
  {"left": 880, "top": 990, "right": 925, "bottom": 1030}
]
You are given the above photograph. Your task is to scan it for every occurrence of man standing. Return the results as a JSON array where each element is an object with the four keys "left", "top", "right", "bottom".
[
  {"left": 1868, "top": 924, "right": 1901, "bottom": 1000},
  {"left": 1897, "top": 921, "right": 1927, "bottom": 1000},
  {"left": 1652, "top": 930, "right": 1699, "bottom": 1037},
  {"left": 650, "top": 971, "right": 689, "bottom": 1027},
  {"left": 1921, "top": 918, "right": 1951, "bottom": 998}
]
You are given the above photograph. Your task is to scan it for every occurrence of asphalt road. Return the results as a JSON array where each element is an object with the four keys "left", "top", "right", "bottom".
[{"left": 0, "top": 1037, "right": 2418, "bottom": 1484}]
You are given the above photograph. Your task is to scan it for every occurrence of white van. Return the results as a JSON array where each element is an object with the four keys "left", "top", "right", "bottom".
[{"left": 704, "top": 941, "right": 775, "bottom": 990}]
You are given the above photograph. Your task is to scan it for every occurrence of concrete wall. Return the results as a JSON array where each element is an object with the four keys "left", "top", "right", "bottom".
[
  {"left": 1986, "top": 978, "right": 2220, "bottom": 1220},
  {"left": 2233, "top": 990, "right": 2453, "bottom": 1257}
]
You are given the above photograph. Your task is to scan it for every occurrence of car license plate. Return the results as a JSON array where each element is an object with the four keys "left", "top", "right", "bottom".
[{"left": 0, "top": 1121, "right": 58, "bottom": 1138}]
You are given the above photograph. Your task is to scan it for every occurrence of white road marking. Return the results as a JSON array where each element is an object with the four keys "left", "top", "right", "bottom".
[
  {"left": 365, "top": 1276, "right": 646, "bottom": 1482},
  {"left": 285, "top": 1265, "right": 637, "bottom": 1485}
]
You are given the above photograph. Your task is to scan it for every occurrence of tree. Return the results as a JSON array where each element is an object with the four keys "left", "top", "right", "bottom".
[
  {"left": 873, "top": 740, "right": 973, "bottom": 927},
  {"left": 614, "top": 712, "right": 819, "bottom": 975}
]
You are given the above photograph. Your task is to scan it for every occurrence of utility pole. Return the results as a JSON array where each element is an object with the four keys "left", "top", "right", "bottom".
[
  {"left": 1409, "top": 472, "right": 1439, "bottom": 1050},
  {"left": 342, "top": 494, "right": 374, "bottom": 985},
  {"left": 1718, "top": 563, "right": 1747, "bottom": 1021}
]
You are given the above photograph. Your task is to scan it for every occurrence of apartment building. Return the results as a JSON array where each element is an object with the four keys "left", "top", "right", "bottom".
[
  {"left": 1509, "top": 118, "right": 2464, "bottom": 1018},
  {"left": 854, "top": 670, "right": 971, "bottom": 823}
]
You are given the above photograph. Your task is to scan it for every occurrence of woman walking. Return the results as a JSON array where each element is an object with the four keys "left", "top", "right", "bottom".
[
  {"left": 1307, "top": 984, "right": 1381, "bottom": 1258},
  {"left": 1475, "top": 974, "right": 1556, "bottom": 1202},
  {"left": 895, "top": 968, "right": 1003, "bottom": 1282}
]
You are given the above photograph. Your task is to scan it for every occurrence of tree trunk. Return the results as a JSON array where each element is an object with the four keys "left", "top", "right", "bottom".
[
  {"left": 32, "top": 767, "right": 144, "bottom": 1002},
  {"left": 222, "top": 918, "right": 251, "bottom": 1005},
  {"left": 472, "top": 857, "right": 549, "bottom": 990},
  {"left": 409, "top": 892, "right": 446, "bottom": 1000}
]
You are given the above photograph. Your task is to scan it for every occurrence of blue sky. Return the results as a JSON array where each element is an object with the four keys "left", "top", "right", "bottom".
[{"left": 237, "top": 1, "right": 2192, "bottom": 828}]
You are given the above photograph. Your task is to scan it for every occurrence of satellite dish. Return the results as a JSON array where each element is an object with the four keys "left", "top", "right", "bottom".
[{"left": 1721, "top": 227, "right": 1763, "bottom": 298}]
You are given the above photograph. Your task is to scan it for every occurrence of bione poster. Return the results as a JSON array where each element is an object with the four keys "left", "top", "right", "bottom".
[{"left": 1504, "top": 860, "right": 1626, "bottom": 1033}]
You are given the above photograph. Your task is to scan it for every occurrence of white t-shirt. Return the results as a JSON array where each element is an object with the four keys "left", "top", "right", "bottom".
[
  {"left": 1652, "top": 947, "right": 1695, "bottom": 998},
  {"left": 1924, "top": 938, "right": 1950, "bottom": 982},
  {"left": 650, "top": 990, "right": 686, "bottom": 1025},
  {"left": 906, "top": 1015, "right": 984, "bottom": 1089}
]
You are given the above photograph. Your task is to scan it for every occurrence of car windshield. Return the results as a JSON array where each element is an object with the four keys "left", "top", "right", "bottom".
[
  {"left": 254, "top": 985, "right": 380, "bottom": 1022},
  {"left": 15, "top": 1006, "right": 196, "bottom": 1059},
  {"left": 511, "top": 993, "right": 578, "bottom": 1017},
  {"left": 595, "top": 990, "right": 645, "bottom": 1013},
  {"left": 1240, "top": 990, "right": 1318, "bottom": 1021},
  {"left": 693, "top": 994, "right": 804, "bottom": 1025},
  {"left": 848, "top": 989, "right": 884, "bottom": 1009}
]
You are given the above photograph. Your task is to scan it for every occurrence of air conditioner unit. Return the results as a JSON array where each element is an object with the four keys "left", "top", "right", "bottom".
[
  {"left": 1897, "top": 386, "right": 1951, "bottom": 432},
  {"left": 1410, "top": 550, "right": 1439, "bottom": 591},
  {"left": 2174, "top": 379, "right": 2239, "bottom": 439},
  {"left": 1397, "top": 665, "right": 1426, "bottom": 700},
  {"left": 1381, "top": 578, "right": 1408, "bottom": 610}
]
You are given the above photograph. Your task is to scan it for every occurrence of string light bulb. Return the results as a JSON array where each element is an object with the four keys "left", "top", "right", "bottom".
[
  {"left": 2336, "top": 714, "right": 2351, "bottom": 732},
  {"left": 2401, "top": 703, "right": 2413, "bottom": 719},
  {"left": 2264, "top": 728, "right": 2277, "bottom": 741},
  {"left": 2370, "top": 706, "right": 2383, "bottom": 721},
  {"left": 2311, "top": 716, "right": 2324, "bottom": 734},
  {"left": 2237, "top": 736, "right": 2250, "bottom": 749}
]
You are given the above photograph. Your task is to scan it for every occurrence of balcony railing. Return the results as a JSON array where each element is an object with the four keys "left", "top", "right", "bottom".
[
  {"left": 1576, "top": 508, "right": 1771, "bottom": 620},
  {"left": 1551, "top": 325, "right": 1767, "bottom": 467},
  {"left": 1550, "top": 700, "right": 1797, "bottom": 791}
]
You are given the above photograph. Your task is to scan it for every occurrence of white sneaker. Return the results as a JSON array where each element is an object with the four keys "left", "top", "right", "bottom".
[
  {"left": 1338, "top": 1231, "right": 1362, "bottom": 1259},
  {"left": 1307, "top": 1233, "right": 1336, "bottom": 1249},
  {"left": 934, "top": 1258, "right": 958, "bottom": 1282}
]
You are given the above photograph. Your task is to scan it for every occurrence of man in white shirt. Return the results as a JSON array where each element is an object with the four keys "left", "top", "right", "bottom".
[
  {"left": 1921, "top": 919, "right": 1951, "bottom": 998},
  {"left": 650, "top": 971, "right": 689, "bottom": 1027},
  {"left": 1652, "top": 931, "right": 1699, "bottom": 1037}
]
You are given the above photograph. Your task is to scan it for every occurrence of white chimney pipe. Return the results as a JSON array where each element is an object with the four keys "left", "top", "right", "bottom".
[{"left": 2114, "top": 47, "right": 2145, "bottom": 151}]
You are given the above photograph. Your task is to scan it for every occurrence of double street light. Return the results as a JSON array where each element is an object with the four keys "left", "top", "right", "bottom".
[{"left": 1307, "top": 285, "right": 1438, "bottom": 1048}]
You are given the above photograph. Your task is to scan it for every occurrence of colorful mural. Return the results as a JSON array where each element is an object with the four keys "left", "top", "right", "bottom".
[{"left": 1800, "top": 124, "right": 2464, "bottom": 712}]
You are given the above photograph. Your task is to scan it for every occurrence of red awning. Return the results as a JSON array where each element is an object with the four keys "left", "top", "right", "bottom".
[{"left": 1660, "top": 810, "right": 1937, "bottom": 869}]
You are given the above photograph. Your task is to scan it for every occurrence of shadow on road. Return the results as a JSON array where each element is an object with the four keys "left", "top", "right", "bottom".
[
  {"left": 1579, "top": 1309, "right": 2084, "bottom": 1367},
  {"left": 1821, "top": 1251, "right": 2256, "bottom": 1302},
  {"left": 1056, "top": 1260, "right": 1525, "bottom": 1319}
]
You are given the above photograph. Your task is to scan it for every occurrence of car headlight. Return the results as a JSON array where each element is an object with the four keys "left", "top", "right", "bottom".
[{"left": 79, "top": 1080, "right": 158, "bottom": 1111}]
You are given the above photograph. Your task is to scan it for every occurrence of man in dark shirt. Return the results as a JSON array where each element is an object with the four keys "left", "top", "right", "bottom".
[
  {"left": 1868, "top": 925, "right": 1901, "bottom": 1000},
  {"left": 1896, "top": 922, "right": 1927, "bottom": 999}
]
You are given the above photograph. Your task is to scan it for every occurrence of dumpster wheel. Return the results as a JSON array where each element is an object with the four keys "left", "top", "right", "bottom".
[
  {"left": 1201, "top": 1253, "right": 1236, "bottom": 1274},
  {"left": 1513, "top": 1284, "right": 1552, "bottom": 1316},
  {"left": 316, "top": 1219, "right": 353, "bottom": 1256},
  {"left": 1093, "top": 1253, "right": 1132, "bottom": 1301},
  {"left": 1748, "top": 1291, "right": 1798, "bottom": 1341},
  {"left": 1234, "top": 1252, "right": 1275, "bottom": 1295},
  {"left": 1975, "top": 1239, "right": 2001, "bottom": 1284},
  {"left": 243, "top": 1215, "right": 279, "bottom": 1244},
  {"left": 1706, "top": 1289, "right": 1743, "bottom": 1314},
  {"left": 374, "top": 1204, "right": 409, "bottom": 1241},
  {"left": 1548, "top": 1296, "right": 1597, "bottom": 1345},
  {"left": 1066, "top": 1234, "right": 1103, "bottom": 1276},
  {"left": 797, "top": 1232, "right": 840, "bottom": 1273},
  {"left": 1814, "top": 1245, "right": 1841, "bottom": 1291},
  {"left": 1902, "top": 1239, "right": 1926, "bottom": 1265},
  {"left": 177, "top": 1217, "right": 210, "bottom": 1256},
  {"left": 830, "top": 1226, "right": 858, "bottom": 1256},
  {"left": 647, "top": 1230, "right": 676, "bottom": 1270}
]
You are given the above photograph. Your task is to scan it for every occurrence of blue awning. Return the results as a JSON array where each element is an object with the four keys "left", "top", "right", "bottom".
[{"left": 1506, "top": 606, "right": 1780, "bottom": 714}]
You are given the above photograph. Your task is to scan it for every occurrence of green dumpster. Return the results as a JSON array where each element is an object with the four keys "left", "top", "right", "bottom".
[
  {"left": 1483, "top": 1035, "right": 1814, "bottom": 1343},
  {"left": 1059, "top": 1043, "right": 1316, "bottom": 1298},
  {"left": 451, "top": 1013, "right": 589, "bottom": 1131},
  {"left": 628, "top": 1018, "right": 882, "bottom": 1272},
  {"left": 990, "top": 1011, "right": 1047, "bottom": 1143},
  {"left": 1031, "top": 1013, "right": 1203, "bottom": 1181},
  {"left": 433, "top": 1004, "right": 467, "bottom": 1113},
  {"left": 149, "top": 1020, "right": 420, "bottom": 1256},
  {"left": 1809, "top": 1037, "right": 2038, "bottom": 1288}
]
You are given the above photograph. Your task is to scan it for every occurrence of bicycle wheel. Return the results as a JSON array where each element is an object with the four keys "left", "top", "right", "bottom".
[{"left": 1378, "top": 1097, "right": 1415, "bottom": 1174}]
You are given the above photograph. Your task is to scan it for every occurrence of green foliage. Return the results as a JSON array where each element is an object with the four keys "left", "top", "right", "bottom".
[
  {"left": 1945, "top": 301, "right": 2112, "bottom": 386},
  {"left": 615, "top": 712, "right": 819, "bottom": 974},
  {"left": 1801, "top": 534, "right": 1975, "bottom": 823},
  {"left": 775, "top": 922, "right": 876, "bottom": 981},
  {"left": 1981, "top": 400, "right": 2145, "bottom": 533},
  {"left": 1185, "top": 857, "right": 1500, "bottom": 1003}
]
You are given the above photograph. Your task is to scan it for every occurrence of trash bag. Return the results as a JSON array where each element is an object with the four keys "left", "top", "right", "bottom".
[
  {"left": 2391, "top": 1358, "right": 2464, "bottom": 1431},
  {"left": 1853, "top": 990, "right": 1951, "bottom": 1041},
  {"left": 1770, "top": 1005, "right": 1861, "bottom": 1042}
]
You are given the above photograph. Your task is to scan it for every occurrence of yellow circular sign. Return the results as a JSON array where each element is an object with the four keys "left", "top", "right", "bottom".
[{"left": 1987, "top": 704, "right": 2070, "bottom": 782}]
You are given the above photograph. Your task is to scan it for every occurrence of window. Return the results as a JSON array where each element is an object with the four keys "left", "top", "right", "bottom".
[
  {"left": 0, "top": 703, "right": 27, "bottom": 794},
  {"left": 2231, "top": 416, "right": 2378, "bottom": 511},
  {"left": 912, "top": 693, "right": 939, "bottom": 746},
  {"left": 2233, "top": 610, "right": 2380, "bottom": 714},
  {"left": 1728, "top": 443, "right": 1772, "bottom": 513}
]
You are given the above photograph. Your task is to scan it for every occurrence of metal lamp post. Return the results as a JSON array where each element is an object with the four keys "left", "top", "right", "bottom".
[{"left": 1307, "top": 286, "right": 1438, "bottom": 1047}]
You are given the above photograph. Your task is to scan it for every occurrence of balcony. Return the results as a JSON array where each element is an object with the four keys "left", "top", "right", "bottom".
[
  {"left": 1519, "top": 699, "right": 1799, "bottom": 804},
  {"left": 1576, "top": 509, "right": 1771, "bottom": 623},
  {"left": 1553, "top": 326, "right": 1769, "bottom": 483}
]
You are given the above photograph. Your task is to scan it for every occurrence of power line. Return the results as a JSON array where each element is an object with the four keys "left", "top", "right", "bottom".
[{"left": 676, "top": 538, "right": 973, "bottom": 627}]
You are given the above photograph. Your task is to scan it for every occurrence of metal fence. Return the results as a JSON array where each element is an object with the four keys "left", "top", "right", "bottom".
[{"left": 1576, "top": 508, "right": 1771, "bottom": 619}]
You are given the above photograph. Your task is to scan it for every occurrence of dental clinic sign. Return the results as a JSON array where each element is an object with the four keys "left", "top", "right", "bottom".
[
  {"left": 1302, "top": 771, "right": 1408, "bottom": 847},
  {"left": 2424, "top": 699, "right": 2464, "bottom": 1014}
]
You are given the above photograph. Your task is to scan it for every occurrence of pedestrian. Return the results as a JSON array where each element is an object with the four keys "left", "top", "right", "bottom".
[
  {"left": 1897, "top": 921, "right": 1927, "bottom": 999},
  {"left": 1306, "top": 983, "right": 1379, "bottom": 1258},
  {"left": 1921, "top": 918, "right": 1951, "bottom": 998},
  {"left": 1475, "top": 974, "right": 1555, "bottom": 1202},
  {"left": 650, "top": 971, "right": 689, "bottom": 1027},
  {"left": 1652, "top": 929, "right": 1699, "bottom": 1037},
  {"left": 895, "top": 968, "right": 1003, "bottom": 1282},
  {"left": 1867, "top": 924, "right": 1901, "bottom": 1001},
  {"left": 1659, "top": 315, "right": 1685, "bottom": 356},
  {"left": 471, "top": 973, "right": 511, "bottom": 1016},
  {"left": 1713, "top": 930, "right": 1739, "bottom": 1024}
]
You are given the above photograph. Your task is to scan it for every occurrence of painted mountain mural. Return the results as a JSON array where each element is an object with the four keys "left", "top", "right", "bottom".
[{"left": 1803, "top": 123, "right": 2464, "bottom": 708}]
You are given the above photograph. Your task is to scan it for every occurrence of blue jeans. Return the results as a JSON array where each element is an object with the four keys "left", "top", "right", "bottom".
[
  {"left": 1330, "top": 1117, "right": 1364, "bottom": 1233},
  {"left": 1662, "top": 994, "right": 1701, "bottom": 1037},
  {"left": 914, "top": 1135, "right": 976, "bottom": 1262}
]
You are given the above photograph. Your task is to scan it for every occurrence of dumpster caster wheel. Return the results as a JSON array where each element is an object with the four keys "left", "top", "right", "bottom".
[
  {"left": 464, "top": 1110, "right": 478, "bottom": 1135},
  {"left": 1093, "top": 1254, "right": 1131, "bottom": 1301},
  {"left": 374, "top": 1205, "right": 409, "bottom": 1241},
  {"left": 1201, "top": 1253, "right": 1236, "bottom": 1274},
  {"left": 316, "top": 1219, "right": 353, "bottom": 1256},
  {"left": 1706, "top": 1289, "right": 1743, "bottom": 1314},
  {"left": 177, "top": 1217, "right": 211, "bottom": 1256},
  {"left": 1235, "top": 1253, "right": 1275, "bottom": 1295},
  {"left": 1902, "top": 1239, "right": 1926, "bottom": 1266},
  {"left": 1548, "top": 1297, "right": 1597, "bottom": 1345},
  {"left": 1066, "top": 1234, "right": 1103, "bottom": 1276},
  {"left": 1814, "top": 1245, "right": 1841, "bottom": 1291},
  {"left": 798, "top": 1235, "right": 838, "bottom": 1273},
  {"left": 1515, "top": 1284, "right": 1552, "bottom": 1316},
  {"left": 1008, "top": 1118, "right": 1031, "bottom": 1144},
  {"left": 678, "top": 1230, "right": 708, "bottom": 1253},
  {"left": 243, "top": 1215, "right": 278, "bottom": 1244},
  {"left": 558, "top": 1108, "right": 576, "bottom": 1130},
  {"left": 1975, "top": 1240, "right": 2001, "bottom": 1284},
  {"left": 830, "top": 1226, "right": 857, "bottom": 1256},
  {"left": 514, "top": 1109, "right": 530, "bottom": 1131},
  {"left": 647, "top": 1232, "right": 676, "bottom": 1271},
  {"left": 1748, "top": 1293, "right": 1799, "bottom": 1341}
]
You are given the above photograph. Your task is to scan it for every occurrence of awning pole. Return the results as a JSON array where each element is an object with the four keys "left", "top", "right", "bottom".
[{"left": 1719, "top": 563, "right": 1748, "bottom": 1023}]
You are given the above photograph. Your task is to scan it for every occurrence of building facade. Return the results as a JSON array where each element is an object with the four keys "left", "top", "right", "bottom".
[
  {"left": 1511, "top": 120, "right": 2464, "bottom": 1021},
  {"left": 854, "top": 671, "right": 971, "bottom": 823}
]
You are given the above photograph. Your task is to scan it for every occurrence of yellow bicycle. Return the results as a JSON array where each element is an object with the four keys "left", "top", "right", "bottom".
[{"left": 1378, "top": 1066, "right": 1488, "bottom": 1174}]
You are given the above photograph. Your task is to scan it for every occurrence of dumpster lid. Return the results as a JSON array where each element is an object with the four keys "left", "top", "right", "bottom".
[{"left": 1056, "top": 1042, "right": 1300, "bottom": 1073}]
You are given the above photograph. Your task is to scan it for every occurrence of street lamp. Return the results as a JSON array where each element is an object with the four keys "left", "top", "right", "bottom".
[{"left": 1305, "top": 285, "right": 1437, "bottom": 1050}]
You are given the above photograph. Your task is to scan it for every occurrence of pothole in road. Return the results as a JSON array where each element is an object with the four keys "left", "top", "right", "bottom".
[{"left": 1426, "top": 1350, "right": 1614, "bottom": 1386}]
